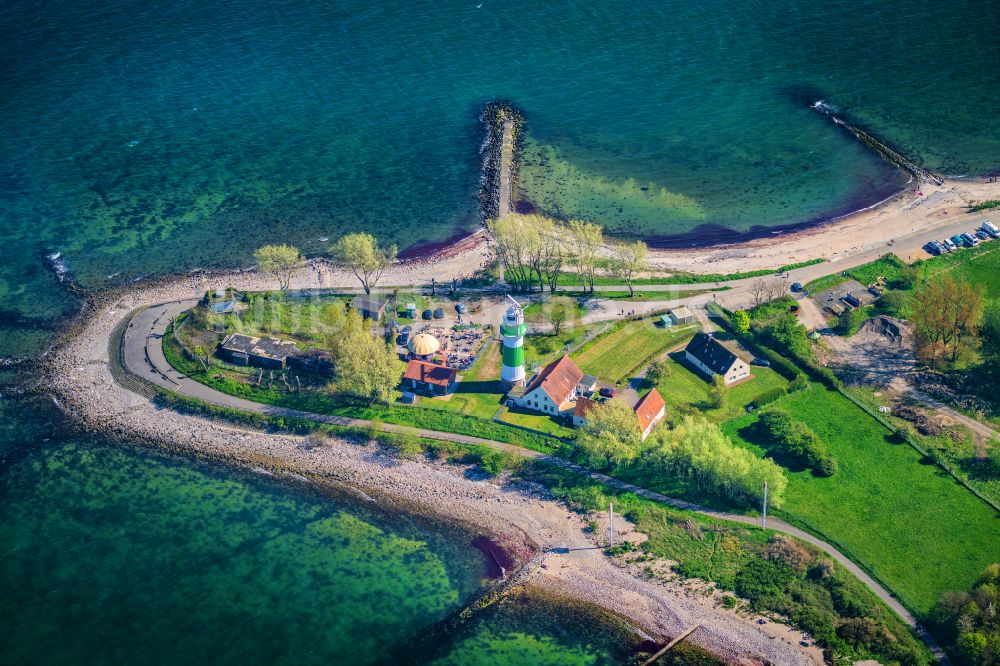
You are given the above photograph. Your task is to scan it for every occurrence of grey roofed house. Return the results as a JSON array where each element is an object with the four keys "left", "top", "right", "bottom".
[
  {"left": 351, "top": 295, "right": 390, "bottom": 321},
  {"left": 684, "top": 331, "right": 751, "bottom": 385},
  {"left": 219, "top": 333, "right": 299, "bottom": 370}
]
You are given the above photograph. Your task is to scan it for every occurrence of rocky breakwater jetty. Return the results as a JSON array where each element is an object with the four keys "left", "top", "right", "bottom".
[{"left": 479, "top": 101, "right": 523, "bottom": 223}]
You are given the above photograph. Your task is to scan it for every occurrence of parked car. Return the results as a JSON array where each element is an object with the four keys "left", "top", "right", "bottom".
[
  {"left": 599, "top": 387, "right": 618, "bottom": 398},
  {"left": 951, "top": 234, "right": 968, "bottom": 248},
  {"left": 976, "top": 229, "right": 990, "bottom": 241},
  {"left": 924, "top": 241, "right": 942, "bottom": 256},
  {"left": 433, "top": 308, "right": 445, "bottom": 319},
  {"left": 942, "top": 238, "right": 958, "bottom": 251},
  {"left": 751, "top": 357, "right": 772, "bottom": 367},
  {"left": 455, "top": 303, "right": 468, "bottom": 315},
  {"left": 422, "top": 309, "right": 433, "bottom": 320},
  {"left": 961, "top": 232, "right": 980, "bottom": 247},
  {"left": 981, "top": 222, "right": 1000, "bottom": 238},
  {"left": 790, "top": 282, "right": 803, "bottom": 292}
]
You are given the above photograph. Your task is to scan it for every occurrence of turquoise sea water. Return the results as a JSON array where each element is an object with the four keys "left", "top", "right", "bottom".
[
  {"left": 0, "top": 435, "right": 636, "bottom": 665},
  {"left": 2, "top": 1, "right": 999, "bottom": 661}
]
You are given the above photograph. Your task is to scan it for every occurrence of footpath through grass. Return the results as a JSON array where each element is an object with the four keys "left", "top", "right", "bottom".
[{"left": 723, "top": 386, "right": 1000, "bottom": 615}]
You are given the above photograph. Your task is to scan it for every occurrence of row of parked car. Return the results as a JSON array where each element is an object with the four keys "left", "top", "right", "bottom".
[{"left": 924, "top": 222, "right": 999, "bottom": 255}]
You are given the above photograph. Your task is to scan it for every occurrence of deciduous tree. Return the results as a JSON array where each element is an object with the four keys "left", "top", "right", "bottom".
[
  {"left": 610, "top": 240, "right": 648, "bottom": 297},
  {"left": 647, "top": 415, "right": 786, "bottom": 507},
  {"left": 733, "top": 310, "right": 751, "bottom": 334},
  {"left": 335, "top": 311, "right": 404, "bottom": 403},
  {"left": 253, "top": 244, "right": 304, "bottom": 291},
  {"left": 486, "top": 214, "right": 539, "bottom": 293},
  {"left": 548, "top": 296, "right": 574, "bottom": 335},
  {"left": 709, "top": 374, "right": 728, "bottom": 408},
  {"left": 575, "top": 398, "right": 642, "bottom": 468},
  {"left": 645, "top": 360, "right": 669, "bottom": 385},
  {"left": 911, "top": 275, "right": 984, "bottom": 368},
  {"left": 333, "top": 233, "right": 397, "bottom": 295},
  {"left": 568, "top": 219, "right": 603, "bottom": 294}
]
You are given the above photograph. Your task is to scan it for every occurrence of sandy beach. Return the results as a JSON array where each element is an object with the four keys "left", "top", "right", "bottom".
[
  {"left": 45, "top": 279, "right": 823, "bottom": 665},
  {"left": 642, "top": 178, "right": 1000, "bottom": 275}
]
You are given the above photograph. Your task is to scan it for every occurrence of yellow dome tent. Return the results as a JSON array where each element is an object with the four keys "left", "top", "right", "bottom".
[{"left": 408, "top": 333, "right": 440, "bottom": 356}]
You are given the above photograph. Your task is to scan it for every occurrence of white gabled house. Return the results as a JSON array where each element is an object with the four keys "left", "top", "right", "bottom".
[
  {"left": 684, "top": 331, "right": 750, "bottom": 385},
  {"left": 511, "top": 354, "right": 584, "bottom": 417}
]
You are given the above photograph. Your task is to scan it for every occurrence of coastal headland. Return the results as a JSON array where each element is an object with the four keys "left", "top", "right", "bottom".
[{"left": 45, "top": 278, "right": 825, "bottom": 665}]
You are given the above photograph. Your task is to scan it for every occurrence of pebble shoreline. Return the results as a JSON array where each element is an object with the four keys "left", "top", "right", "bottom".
[{"left": 43, "top": 265, "right": 822, "bottom": 666}]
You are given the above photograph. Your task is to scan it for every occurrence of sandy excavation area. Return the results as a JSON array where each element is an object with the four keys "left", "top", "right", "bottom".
[{"left": 46, "top": 284, "right": 822, "bottom": 665}]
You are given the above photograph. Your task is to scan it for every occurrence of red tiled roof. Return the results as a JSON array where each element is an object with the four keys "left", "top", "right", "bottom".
[
  {"left": 524, "top": 355, "right": 583, "bottom": 406},
  {"left": 634, "top": 388, "right": 666, "bottom": 433},
  {"left": 403, "top": 360, "right": 456, "bottom": 387},
  {"left": 573, "top": 396, "right": 598, "bottom": 418}
]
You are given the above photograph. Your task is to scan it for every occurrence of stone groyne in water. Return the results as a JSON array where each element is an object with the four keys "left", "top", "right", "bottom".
[
  {"left": 478, "top": 101, "right": 523, "bottom": 223},
  {"left": 811, "top": 100, "right": 945, "bottom": 186}
]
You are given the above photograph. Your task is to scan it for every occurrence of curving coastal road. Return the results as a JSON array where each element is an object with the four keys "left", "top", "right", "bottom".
[{"left": 123, "top": 299, "right": 948, "bottom": 662}]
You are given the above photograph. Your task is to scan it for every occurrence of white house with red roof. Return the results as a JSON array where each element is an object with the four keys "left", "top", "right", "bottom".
[
  {"left": 510, "top": 354, "right": 584, "bottom": 417},
  {"left": 633, "top": 388, "right": 666, "bottom": 440}
]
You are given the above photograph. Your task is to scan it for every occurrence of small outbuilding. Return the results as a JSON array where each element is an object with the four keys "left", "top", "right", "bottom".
[
  {"left": 402, "top": 360, "right": 457, "bottom": 396},
  {"left": 219, "top": 333, "right": 299, "bottom": 370},
  {"left": 668, "top": 307, "right": 695, "bottom": 325},
  {"left": 351, "top": 295, "right": 390, "bottom": 321}
]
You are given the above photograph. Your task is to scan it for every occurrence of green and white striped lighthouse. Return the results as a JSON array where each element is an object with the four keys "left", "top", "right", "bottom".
[{"left": 500, "top": 296, "right": 527, "bottom": 387}]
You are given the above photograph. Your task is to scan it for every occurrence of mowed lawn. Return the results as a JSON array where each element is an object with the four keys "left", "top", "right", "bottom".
[
  {"left": 655, "top": 352, "right": 788, "bottom": 422},
  {"left": 725, "top": 386, "right": 1000, "bottom": 615},
  {"left": 573, "top": 321, "right": 697, "bottom": 384}
]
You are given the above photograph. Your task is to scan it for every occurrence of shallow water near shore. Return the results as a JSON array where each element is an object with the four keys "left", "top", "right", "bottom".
[
  {"left": 0, "top": 434, "right": 640, "bottom": 664},
  {"left": 2, "top": 0, "right": 1000, "bottom": 357}
]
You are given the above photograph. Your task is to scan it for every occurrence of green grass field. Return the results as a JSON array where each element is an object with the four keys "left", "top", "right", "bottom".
[
  {"left": 498, "top": 406, "right": 576, "bottom": 438},
  {"left": 523, "top": 326, "right": 597, "bottom": 368},
  {"left": 724, "top": 386, "right": 1000, "bottom": 615},
  {"left": 923, "top": 242, "right": 1000, "bottom": 299},
  {"left": 654, "top": 353, "right": 788, "bottom": 422},
  {"left": 572, "top": 320, "right": 697, "bottom": 384}
]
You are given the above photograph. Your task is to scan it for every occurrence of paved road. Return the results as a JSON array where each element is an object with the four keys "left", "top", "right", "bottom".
[{"left": 123, "top": 300, "right": 946, "bottom": 661}]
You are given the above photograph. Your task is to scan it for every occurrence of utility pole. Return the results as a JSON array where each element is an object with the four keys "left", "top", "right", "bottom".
[
  {"left": 609, "top": 502, "right": 614, "bottom": 548},
  {"left": 761, "top": 481, "right": 768, "bottom": 530}
]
